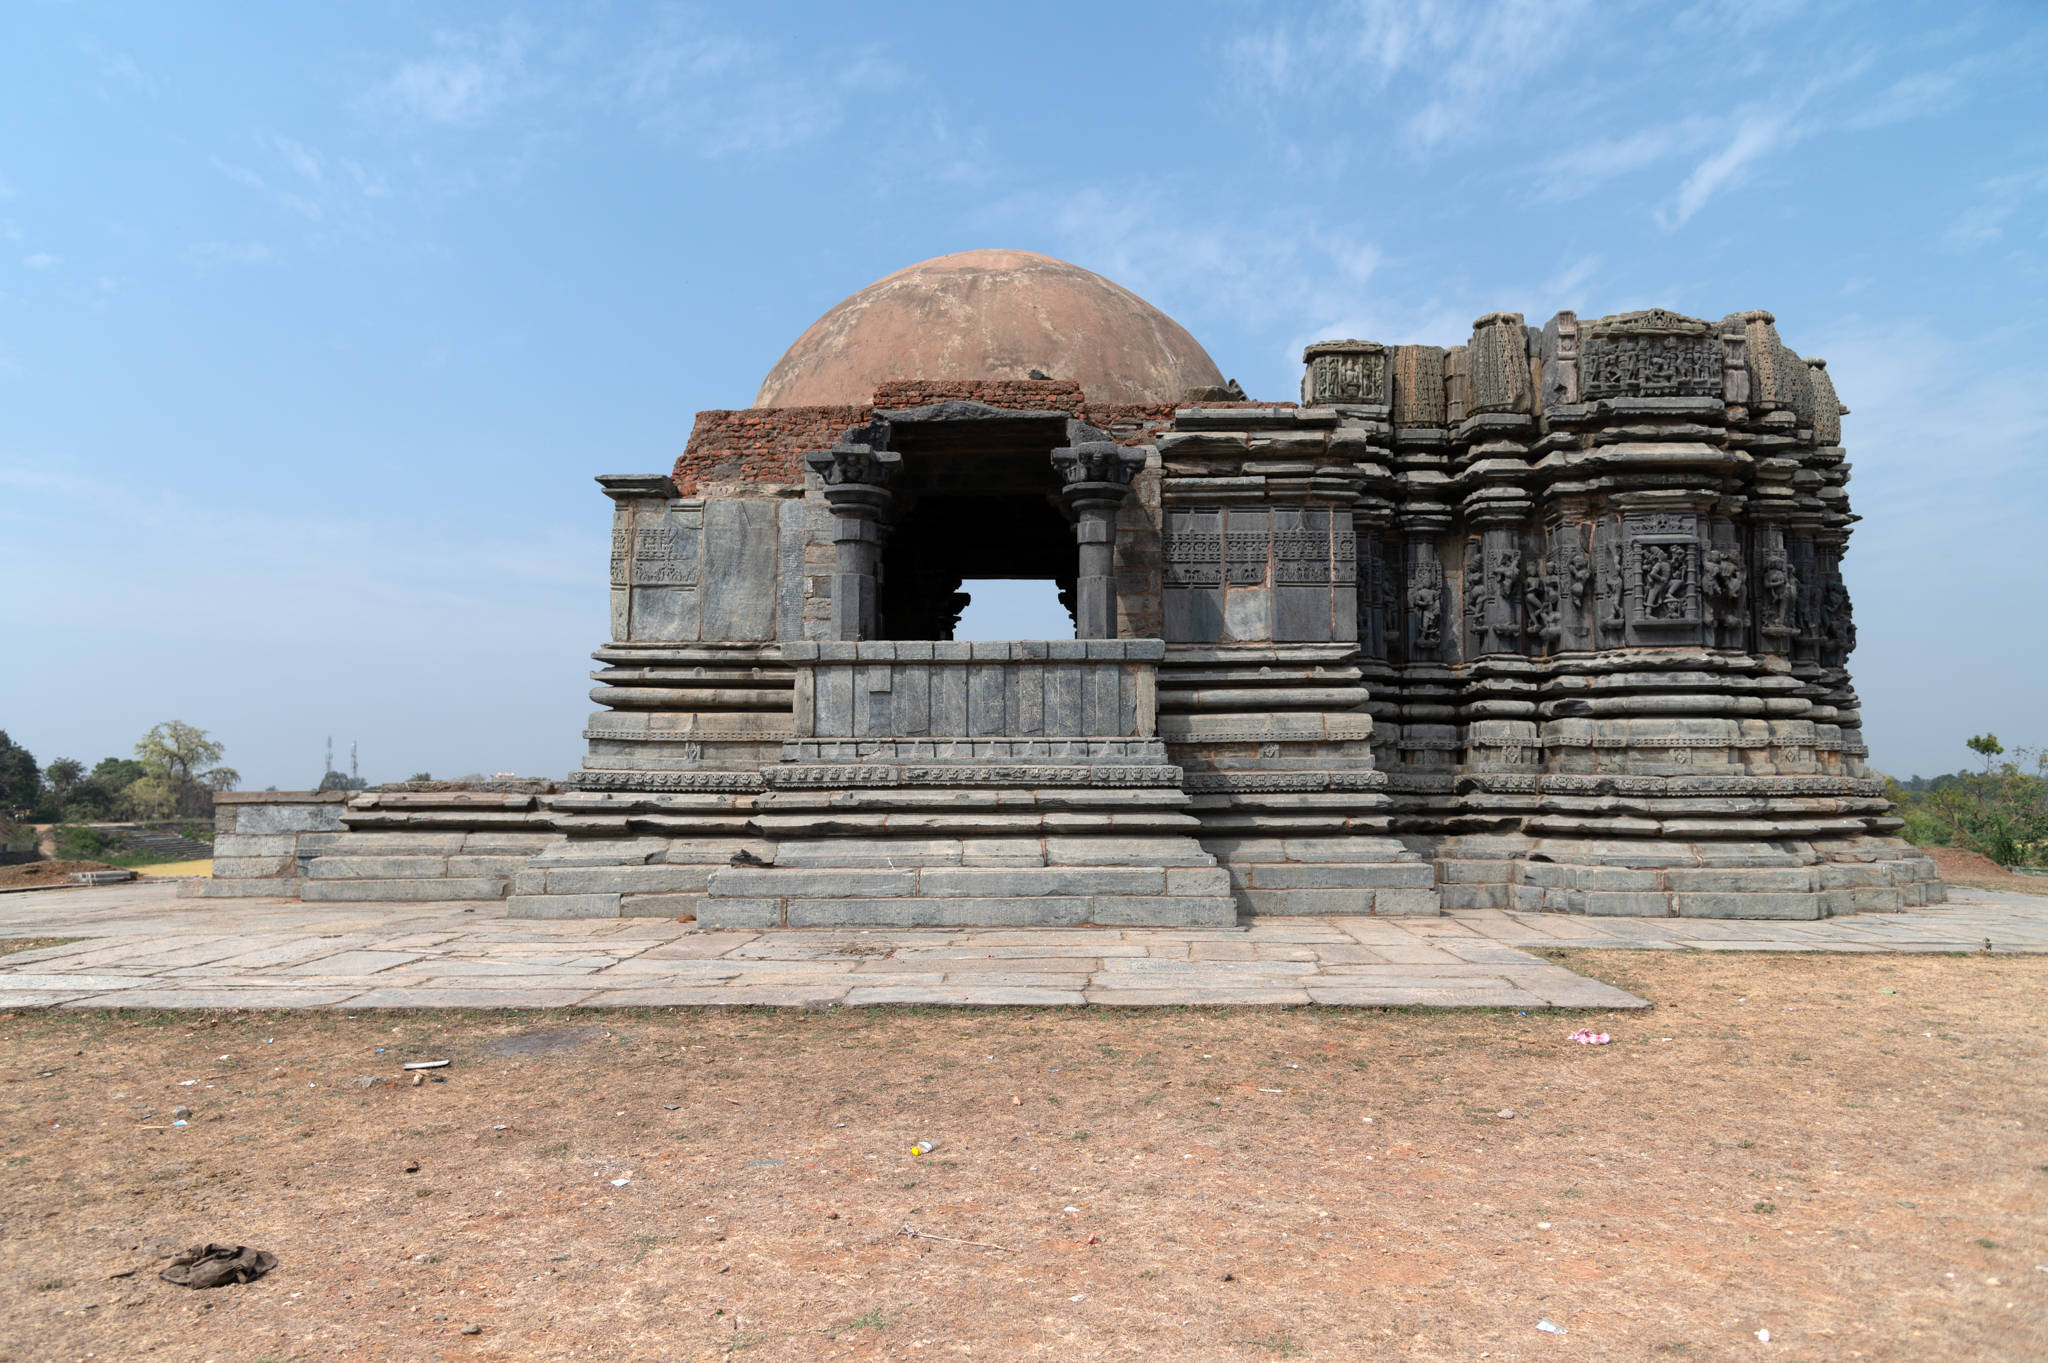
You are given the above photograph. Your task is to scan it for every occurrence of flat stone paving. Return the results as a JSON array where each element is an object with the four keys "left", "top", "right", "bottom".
[{"left": 1, "top": 882, "right": 2042, "bottom": 1012}]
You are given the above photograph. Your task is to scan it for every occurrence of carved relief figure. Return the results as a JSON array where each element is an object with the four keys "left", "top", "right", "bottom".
[
  {"left": 1642, "top": 545, "right": 1676, "bottom": 618},
  {"left": 1823, "top": 577, "right": 1856, "bottom": 654},
  {"left": 1703, "top": 545, "right": 1746, "bottom": 630},
  {"left": 1487, "top": 547, "right": 1523, "bottom": 649},
  {"left": 1535, "top": 558, "right": 1563, "bottom": 641},
  {"left": 1597, "top": 538, "right": 1626, "bottom": 634},
  {"left": 1463, "top": 539, "right": 1485, "bottom": 627},
  {"left": 1410, "top": 553, "right": 1445, "bottom": 649},
  {"left": 1760, "top": 553, "right": 1797, "bottom": 636},
  {"left": 1567, "top": 545, "right": 1592, "bottom": 637}
]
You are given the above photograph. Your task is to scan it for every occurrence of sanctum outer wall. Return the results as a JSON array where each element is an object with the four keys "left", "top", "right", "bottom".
[{"left": 195, "top": 309, "right": 1942, "bottom": 925}]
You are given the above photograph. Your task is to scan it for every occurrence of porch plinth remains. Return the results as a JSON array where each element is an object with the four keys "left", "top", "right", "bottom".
[{"left": 192, "top": 257, "right": 1939, "bottom": 924}]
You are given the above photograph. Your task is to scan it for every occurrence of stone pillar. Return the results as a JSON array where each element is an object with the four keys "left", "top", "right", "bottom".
[
  {"left": 803, "top": 420, "right": 901, "bottom": 642},
  {"left": 1053, "top": 434, "right": 1145, "bottom": 639}
]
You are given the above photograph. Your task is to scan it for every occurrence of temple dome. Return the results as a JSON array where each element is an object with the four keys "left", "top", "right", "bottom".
[{"left": 753, "top": 248, "right": 1226, "bottom": 407}]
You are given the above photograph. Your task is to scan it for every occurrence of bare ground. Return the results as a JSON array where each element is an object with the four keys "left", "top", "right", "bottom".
[
  {"left": 0, "top": 861, "right": 130, "bottom": 890},
  {"left": 1920, "top": 848, "right": 2048, "bottom": 898},
  {"left": 1, "top": 949, "right": 2042, "bottom": 1363}
]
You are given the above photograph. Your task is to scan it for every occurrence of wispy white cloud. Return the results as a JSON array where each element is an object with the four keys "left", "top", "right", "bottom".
[
  {"left": 1227, "top": 0, "right": 1593, "bottom": 153},
  {"left": 615, "top": 17, "right": 895, "bottom": 156},
  {"left": 1941, "top": 163, "right": 2048, "bottom": 248},
  {"left": 1534, "top": 120, "right": 1716, "bottom": 202},
  {"left": 212, "top": 134, "right": 389, "bottom": 231},
  {"left": 188, "top": 241, "right": 278, "bottom": 268},
  {"left": 1664, "top": 109, "right": 1798, "bottom": 226},
  {"left": 23, "top": 252, "right": 58, "bottom": 269},
  {"left": 357, "top": 22, "right": 544, "bottom": 128}
]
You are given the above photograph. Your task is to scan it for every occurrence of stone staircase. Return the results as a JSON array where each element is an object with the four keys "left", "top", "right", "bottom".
[{"left": 120, "top": 829, "right": 216, "bottom": 861}]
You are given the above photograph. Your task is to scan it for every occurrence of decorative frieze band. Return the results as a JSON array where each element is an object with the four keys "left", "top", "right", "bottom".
[
  {"left": 763, "top": 764, "right": 1183, "bottom": 789},
  {"left": 566, "top": 770, "right": 765, "bottom": 792},
  {"left": 1184, "top": 771, "right": 1389, "bottom": 794}
]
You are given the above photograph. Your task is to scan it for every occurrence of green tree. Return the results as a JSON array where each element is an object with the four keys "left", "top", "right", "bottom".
[
  {"left": 0, "top": 732, "right": 40, "bottom": 821},
  {"left": 43, "top": 757, "right": 86, "bottom": 807},
  {"left": 1928, "top": 737, "right": 2048, "bottom": 867},
  {"left": 131, "top": 722, "right": 240, "bottom": 819}
]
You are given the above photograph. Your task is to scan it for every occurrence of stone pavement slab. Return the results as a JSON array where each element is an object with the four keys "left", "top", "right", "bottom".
[{"left": 2, "top": 881, "right": 2040, "bottom": 1012}]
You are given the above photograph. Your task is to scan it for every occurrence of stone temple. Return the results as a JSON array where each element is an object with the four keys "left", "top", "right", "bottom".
[{"left": 197, "top": 247, "right": 1944, "bottom": 925}]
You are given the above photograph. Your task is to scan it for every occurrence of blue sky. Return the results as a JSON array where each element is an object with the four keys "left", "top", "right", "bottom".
[{"left": 1, "top": 0, "right": 2043, "bottom": 789}]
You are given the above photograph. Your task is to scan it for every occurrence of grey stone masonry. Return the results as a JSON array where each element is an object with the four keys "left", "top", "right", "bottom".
[
  {"left": 783, "top": 639, "right": 1161, "bottom": 742},
  {"left": 192, "top": 301, "right": 1939, "bottom": 925}
]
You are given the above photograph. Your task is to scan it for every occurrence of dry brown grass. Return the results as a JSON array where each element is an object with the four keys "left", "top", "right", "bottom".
[{"left": 1, "top": 950, "right": 2042, "bottom": 1362}]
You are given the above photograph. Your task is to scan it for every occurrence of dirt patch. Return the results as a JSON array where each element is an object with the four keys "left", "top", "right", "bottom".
[
  {"left": 0, "top": 860, "right": 129, "bottom": 889},
  {"left": 1920, "top": 847, "right": 2048, "bottom": 897},
  {"left": 0, "top": 937, "right": 86, "bottom": 959},
  {"left": 483, "top": 1026, "right": 608, "bottom": 1057},
  {"left": 0, "top": 953, "right": 2041, "bottom": 1361}
]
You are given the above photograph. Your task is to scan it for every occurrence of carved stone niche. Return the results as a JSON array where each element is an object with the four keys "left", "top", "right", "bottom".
[
  {"left": 1701, "top": 519, "right": 1748, "bottom": 650},
  {"left": 1819, "top": 565, "right": 1856, "bottom": 666},
  {"left": 1539, "top": 312, "right": 1580, "bottom": 410},
  {"left": 1733, "top": 310, "right": 1814, "bottom": 420},
  {"left": 1354, "top": 529, "right": 1401, "bottom": 661},
  {"left": 1577, "top": 309, "right": 1720, "bottom": 401},
  {"left": 1442, "top": 346, "right": 1469, "bottom": 426},
  {"left": 1623, "top": 510, "right": 1703, "bottom": 646},
  {"left": 1302, "top": 339, "right": 1388, "bottom": 407},
  {"left": 1541, "top": 521, "right": 1593, "bottom": 651},
  {"left": 1404, "top": 543, "right": 1449, "bottom": 658},
  {"left": 1753, "top": 529, "right": 1795, "bottom": 652},
  {"left": 1805, "top": 358, "right": 1846, "bottom": 447},
  {"left": 1466, "top": 313, "right": 1531, "bottom": 415},
  {"left": 1591, "top": 518, "right": 1626, "bottom": 646},
  {"left": 1390, "top": 345, "right": 1447, "bottom": 429}
]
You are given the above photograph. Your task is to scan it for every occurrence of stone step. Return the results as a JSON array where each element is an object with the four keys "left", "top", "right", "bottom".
[{"left": 700, "top": 893, "right": 1237, "bottom": 930}]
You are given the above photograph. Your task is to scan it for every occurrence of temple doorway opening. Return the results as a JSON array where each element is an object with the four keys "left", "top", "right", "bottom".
[
  {"left": 952, "top": 578, "right": 1075, "bottom": 640},
  {"left": 872, "top": 410, "right": 1080, "bottom": 640}
]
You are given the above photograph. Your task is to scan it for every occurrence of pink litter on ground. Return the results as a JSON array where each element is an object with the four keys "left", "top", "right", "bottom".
[{"left": 1567, "top": 1028, "right": 1612, "bottom": 1045}]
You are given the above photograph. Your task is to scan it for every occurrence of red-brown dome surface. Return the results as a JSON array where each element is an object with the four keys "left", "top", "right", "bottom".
[{"left": 753, "top": 249, "right": 1226, "bottom": 407}]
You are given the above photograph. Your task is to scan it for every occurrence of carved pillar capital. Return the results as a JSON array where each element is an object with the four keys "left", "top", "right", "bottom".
[
  {"left": 1053, "top": 441, "right": 1144, "bottom": 639},
  {"left": 805, "top": 421, "right": 902, "bottom": 641}
]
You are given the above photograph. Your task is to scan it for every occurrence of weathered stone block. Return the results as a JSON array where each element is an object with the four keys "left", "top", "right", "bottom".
[
  {"left": 304, "top": 856, "right": 450, "bottom": 880},
  {"left": 1239, "top": 887, "right": 1373, "bottom": 916},
  {"left": 1094, "top": 895, "right": 1236, "bottom": 927},
  {"left": 787, "top": 897, "right": 1095, "bottom": 929},
  {"left": 709, "top": 868, "right": 917, "bottom": 898},
  {"left": 448, "top": 856, "right": 535, "bottom": 878},
  {"left": 1164, "top": 866, "right": 1233, "bottom": 896},
  {"left": 303, "top": 877, "right": 507, "bottom": 902},
  {"left": 1245, "top": 863, "right": 1432, "bottom": 890},
  {"left": 211, "top": 856, "right": 299, "bottom": 879},
  {"left": 1441, "top": 883, "right": 1510, "bottom": 910},
  {"left": 918, "top": 867, "right": 1163, "bottom": 897},
  {"left": 237, "top": 805, "right": 345, "bottom": 835},
  {"left": 212, "top": 834, "right": 298, "bottom": 859},
  {"left": 1673, "top": 892, "right": 1822, "bottom": 920},
  {"left": 1437, "top": 859, "right": 1513, "bottom": 885},
  {"left": 544, "top": 864, "right": 716, "bottom": 895},
  {"left": 1374, "top": 888, "right": 1443, "bottom": 915},
  {"left": 507, "top": 892, "right": 624, "bottom": 919},
  {"left": 1665, "top": 867, "right": 1815, "bottom": 893},
  {"left": 622, "top": 892, "right": 704, "bottom": 918},
  {"left": 1582, "top": 892, "right": 1673, "bottom": 917},
  {"left": 297, "top": 832, "right": 466, "bottom": 854},
  {"left": 178, "top": 877, "right": 303, "bottom": 899},
  {"left": 695, "top": 897, "right": 780, "bottom": 929}
]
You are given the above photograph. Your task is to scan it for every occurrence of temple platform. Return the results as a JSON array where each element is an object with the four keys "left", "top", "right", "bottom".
[{"left": 10, "top": 880, "right": 2048, "bottom": 1012}]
